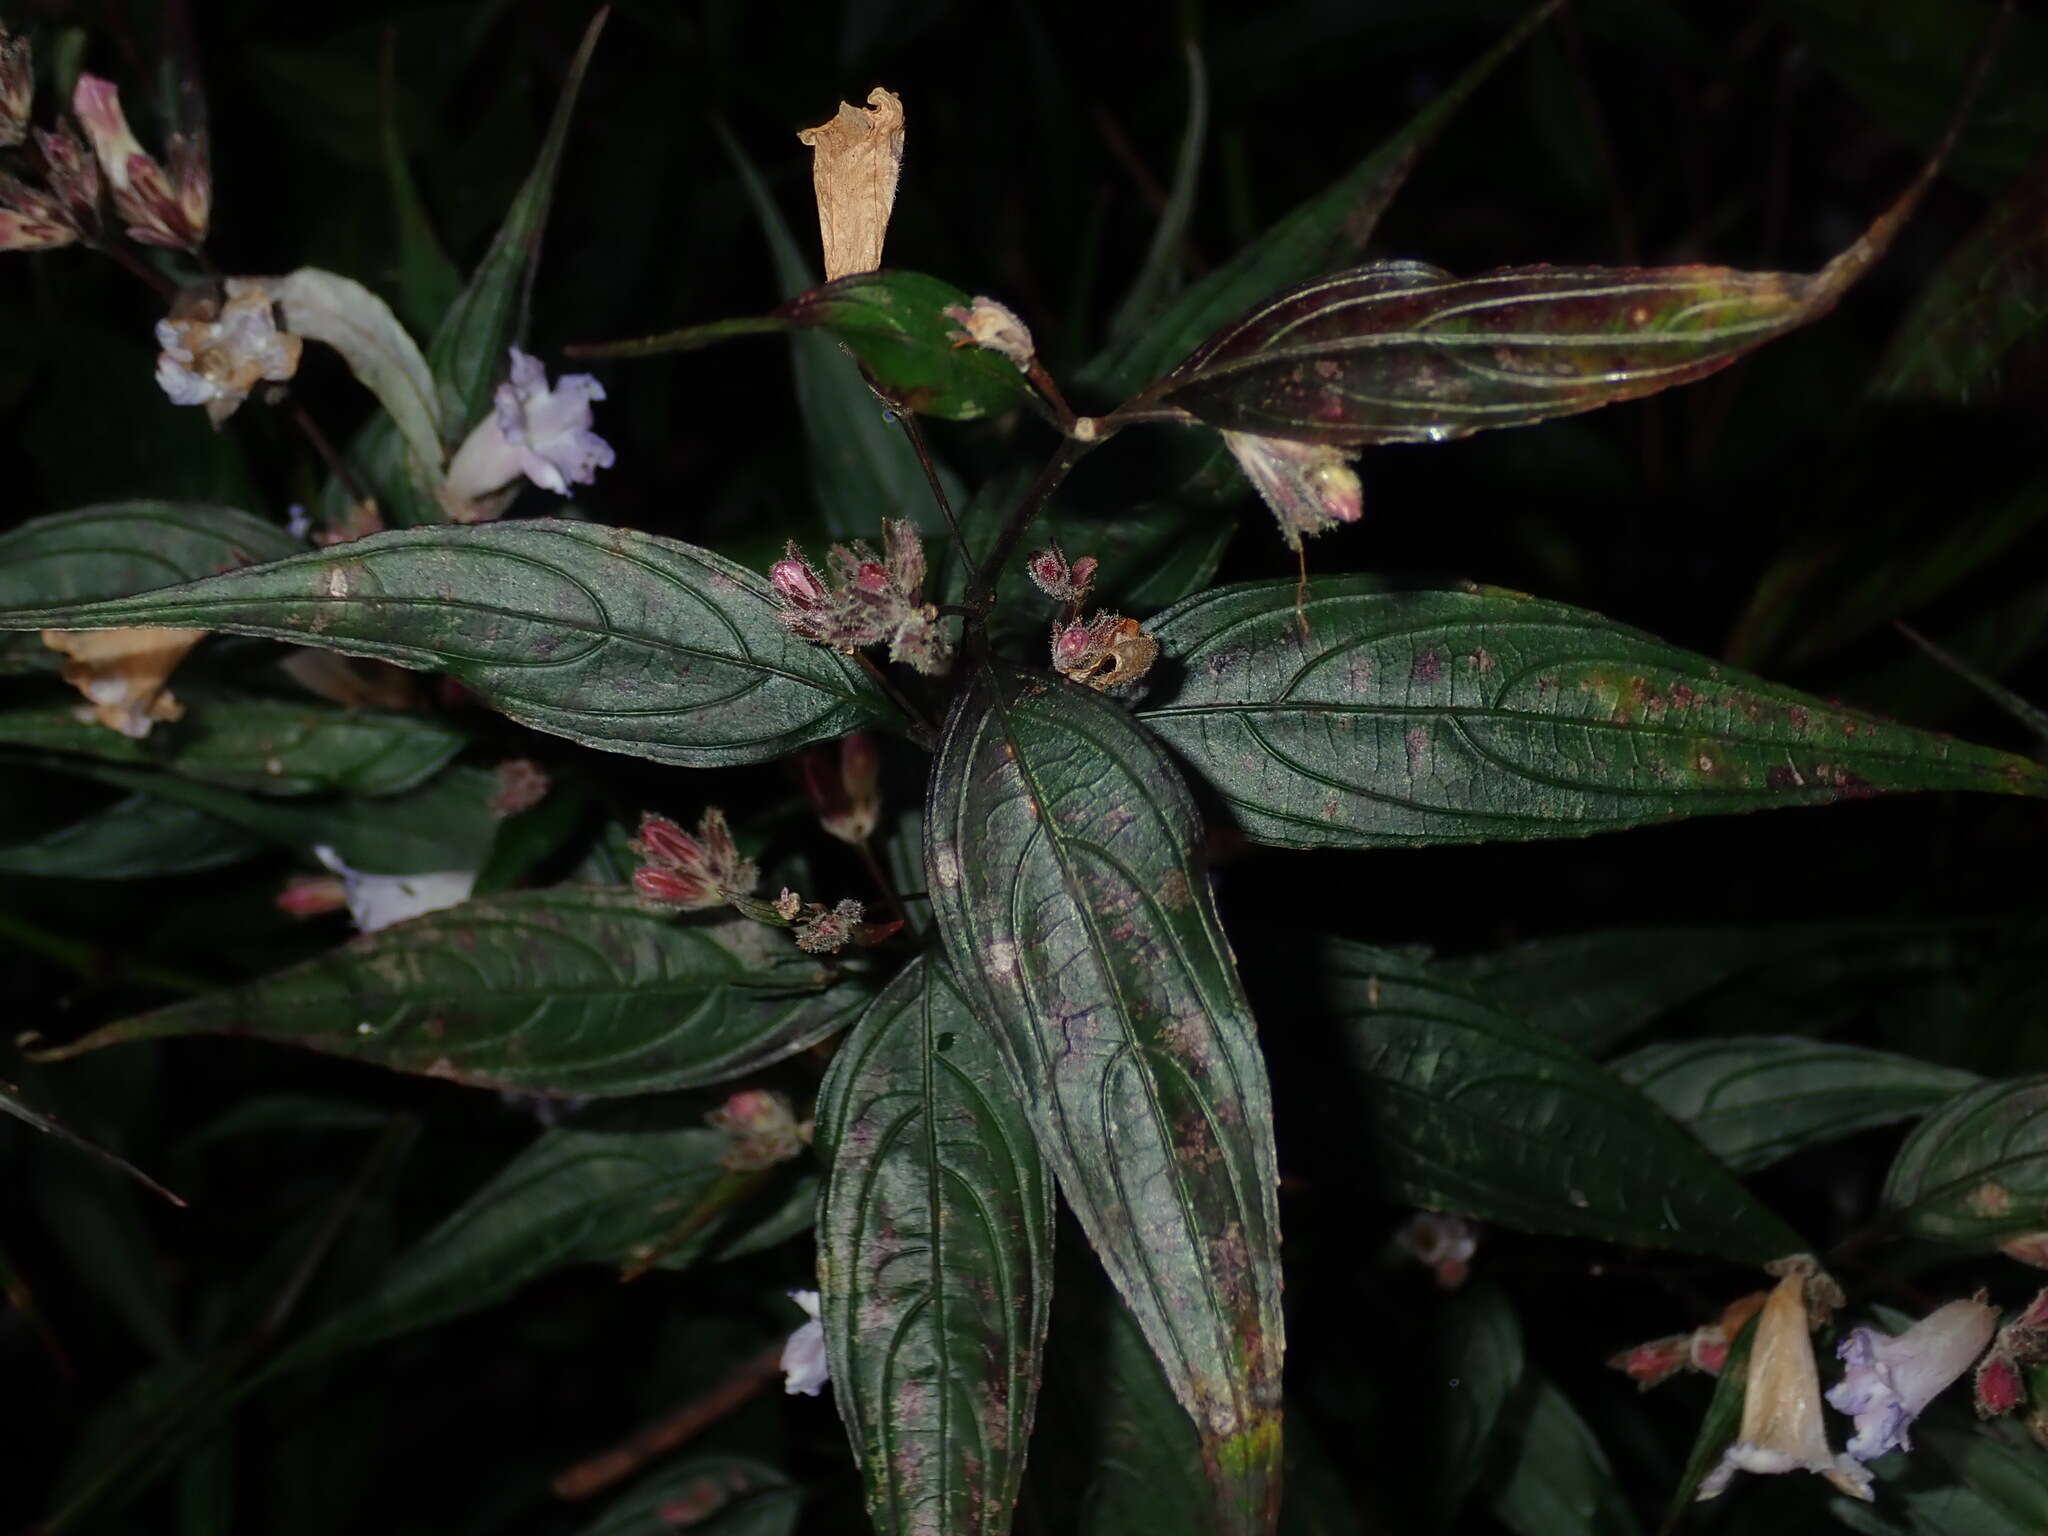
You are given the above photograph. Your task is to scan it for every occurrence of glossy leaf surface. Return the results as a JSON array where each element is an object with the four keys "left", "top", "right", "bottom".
[
  {"left": 1319, "top": 942, "right": 1805, "bottom": 1261},
  {"left": 1485, "top": 1375, "right": 1642, "bottom": 1536},
  {"left": 571, "top": 1457, "right": 801, "bottom": 1536},
  {"left": 1612, "top": 1037, "right": 1980, "bottom": 1172},
  {"left": 0, "top": 695, "right": 465, "bottom": 797},
  {"left": 1884, "top": 1077, "right": 2048, "bottom": 1242},
  {"left": 0, "top": 521, "right": 894, "bottom": 768},
  {"left": 783, "top": 270, "right": 1035, "bottom": 421},
  {"left": 815, "top": 957, "right": 1052, "bottom": 1536},
  {"left": 1139, "top": 578, "right": 2045, "bottom": 849},
  {"left": 927, "top": 667, "right": 1283, "bottom": 1533},
  {"left": 0, "top": 792, "right": 265, "bottom": 879},
  {"left": 46, "top": 889, "right": 866, "bottom": 1097},
  {"left": 269, "top": 268, "right": 445, "bottom": 487}
]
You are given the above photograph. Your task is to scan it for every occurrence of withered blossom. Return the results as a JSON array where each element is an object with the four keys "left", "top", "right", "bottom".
[
  {"left": 1051, "top": 611, "right": 1158, "bottom": 693},
  {"left": 154, "top": 282, "right": 302, "bottom": 424},
  {"left": 796, "top": 87, "right": 903, "bottom": 280},
  {"left": 944, "top": 295, "right": 1036, "bottom": 371},
  {"left": 42, "top": 626, "right": 206, "bottom": 738},
  {"left": 1222, "top": 430, "right": 1363, "bottom": 549}
]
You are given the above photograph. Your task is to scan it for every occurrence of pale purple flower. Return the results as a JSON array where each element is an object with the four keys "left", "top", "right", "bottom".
[
  {"left": 312, "top": 845, "right": 475, "bottom": 935},
  {"left": 442, "top": 348, "right": 613, "bottom": 516},
  {"left": 1827, "top": 1297, "right": 1998, "bottom": 1460},
  {"left": 781, "top": 1289, "right": 828, "bottom": 1397}
]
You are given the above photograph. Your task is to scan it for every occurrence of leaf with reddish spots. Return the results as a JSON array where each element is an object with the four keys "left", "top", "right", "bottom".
[
  {"left": 35, "top": 888, "right": 869, "bottom": 1097},
  {"left": 815, "top": 956, "right": 1052, "bottom": 1536},
  {"left": 0, "top": 520, "right": 898, "bottom": 768},
  {"left": 1139, "top": 577, "right": 2048, "bottom": 850},
  {"left": 927, "top": 666, "right": 1284, "bottom": 1535},
  {"left": 1885, "top": 1076, "right": 2048, "bottom": 1243}
]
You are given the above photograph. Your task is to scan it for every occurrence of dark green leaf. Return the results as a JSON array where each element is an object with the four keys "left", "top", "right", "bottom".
[
  {"left": 781, "top": 271, "right": 1035, "bottom": 422},
  {"left": 0, "top": 694, "right": 466, "bottom": 797},
  {"left": 1142, "top": 255, "right": 1832, "bottom": 445},
  {"left": 1873, "top": 147, "right": 2048, "bottom": 402},
  {"left": 426, "top": 10, "right": 605, "bottom": 440},
  {"left": 1884, "top": 1077, "right": 2048, "bottom": 1242},
  {"left": 815, "top": 956, "right": 1052, "bottom": 1536},
  {"left": 1486, "top": 1374, "right": 1643, "bottom": 1536},
  {"left": 273, "top": 1110, "right": 802, "bottom": 1372},
  {"left": 1107, "top": 40, "right": 1208, "bottom": 341},
  {"left": 1440, "top": 919, "right": 1992, "bottom": 1057},
  {"left": 1611, "top": 1038, "right": 1981, "bottom": 1173},
  {"left": 0, "top": 502, "right": 304, "bottom": 671},
  {"left": 0, "top": 521, "right": 896, "bottom": 768},
  {"left": 2, "top": 1076, "right": 183, "bottom": 1206},
  {"left": 1428, "top": 1284, "right": 1525, "bottom": 1530},
  {"left": 270, "top": 269, "right": 445, "bottom": 489},
  {"left": 1319, "top": 941, "right": 1805, "bottom": 1260},
  {"left": 1081, "top": 1, "right": 1561, "bottom": 397},
  {"left": 571, "top": 1457, "right": 802, "bottom": 1536},
  {"left": 1916, "top": 1412, "right": 2048, "bottom": 1532},
  {"left": 42, "top": 888, "right": 866, "bottom": 1097},
  {"left": 1139, "top": 578, "right": 2046, "bottom": 849},
  {"left": 927, "top": 666, "right": 1284, "bottom": 1533},
  {"left": 0, "top": 792, "right": 266, "bottom": 879}
]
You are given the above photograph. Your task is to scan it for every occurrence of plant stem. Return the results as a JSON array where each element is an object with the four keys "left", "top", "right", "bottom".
[
  {"left": 894, "top": 409, "right": 972, "bottom": 573},
  {"left": 970, "top": 434, "right": 1098, "bottom": 614},
  {"left": 856, "top": 838, "right": 914, "bottom": 935},
  {"left": 550, "top": 1342, "right": 785, "bottom": 1501},
  {"left": 855, "top": 652, "right": 936, "bottom": 748},
  {"left": 618, "top": 1167, "right": 770, "bottom": 1284},
  {"left": 289, "top": 400, "right": 376, "bottom": 518},
  {"left": 90, "top": 239, "right": 178, "bottom": 300}
]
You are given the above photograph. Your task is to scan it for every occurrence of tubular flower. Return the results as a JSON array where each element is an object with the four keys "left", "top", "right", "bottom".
[
  {"left": 312, "top": 846, "right": 475, "bottom": 934},
  {"left": 1827, "top": 1297, "right": 1998, "bottom": 1461},
  {"left": 799, "top": 732, "right": 881, "bottom": 847},
  {"left": 781, "top": 1290, "right": 829, "bottom": 1397},
  {"left": 72, "top": 73, "right": 208, "bottom": 249},
  {"left": 629, "top": 808, "right": 757, "bottom": 912},
  {"left": 441, "top": 348, "right": 614, "bottom": 519},
  {"left": 1697, "top": 1271, "right": 1871, "bottom": 1503}
]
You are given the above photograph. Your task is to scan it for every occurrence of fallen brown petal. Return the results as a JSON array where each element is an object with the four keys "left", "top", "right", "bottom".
[
  {"left": 42, "top": 627, "right": 206, "bottom": 738},
  {"left": 796, "top": 86, "right": 904, "bottom": 280}
]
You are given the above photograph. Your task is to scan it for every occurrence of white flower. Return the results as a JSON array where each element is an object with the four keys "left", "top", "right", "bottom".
[
  {"left": 780, "top": 1289, "right": 828, "bottom": 1397},
  {"left": 441, "top": 348, "right": 614, "bottom": 517},
  {"left": 311, "top": 845, "right": 475, "bottom": 935},
  {"left": 154, "top": 283, "right": 302, "bottom": 425},
  {"left": 1697, "top": 1271, "right": 1872, "bottom": 1503},
  {"left": 1827, "top": 1297, "right": 1998, "bottom": 1460}
]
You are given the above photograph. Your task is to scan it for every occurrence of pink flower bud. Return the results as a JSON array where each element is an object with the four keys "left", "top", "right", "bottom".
[
  {"left": 706, "top": 1088, "right": 806, "bottom": 1171},
  {"left": 488, "top": 759, "right": 551, "bottom": 818},
  {"left": 853, "top": 561, "right": 891, "bottom": 596},
  {"left": 770, "top": 554, "right": 826, "bottom": 609},
  {"left": 1027, "top": 548, "right": 1071, "bottom": 595},
  {"left": 633, "top": 813, "right": 703, "bottom": 870},
  {"left": 799, "top": 731, "right": 882, "bottom": 846},
  {"left": 276, "top": 873, "right": 349, "bottom": 917},
  {"left": 1977, "top": 1350, "right": 2025, "bottom": 1417},
  {"left": 633, "top": 865, "right": 710, "bottom": 907},
  {"left": 1052, "top": 621, "right": 1096, "bottom": 673},
  {"left": 73, "top": 74, "right": 203, "bottom": 249},
  {"left": 1070, "top": 556, "right": 1098, "bottom": 588},
  {"left": 1608, "top": 1333, "right": 1695, "bottom": 1392}
]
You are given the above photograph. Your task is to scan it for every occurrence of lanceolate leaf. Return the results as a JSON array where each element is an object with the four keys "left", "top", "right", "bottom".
[
  {"left": 273, "top": 1112, "right": 803, "bottom": 1374},
  {"left": 780, "top": 271, "right": 1035, "bottom": 422},
  {"left": 927, "top": 667, "right": 1283, "bottom": 1534},
  {"left": 0, "top": 521, "right": 895, "bottom": 768},
  {"left": 1138, "top": 257, "right": 1833, "bottom": 444},
  {"left": 571, "top": 1457, "right": 802, "bottom": 1536},
  {"left": 1082, "top": 1, "right": 1561, "bottom": 397},
  {"left": 1611, "top": 1037, "right": 1981, "bottom": 1173},
  {"left": 1315, "top": 942, "right": 1805, "bottom": 1261},
  {"left": 1485, "top": 1375, "right": 1643, "bottom": 1536},
  {"left": 0, "top": 792, "right": 265, "bottom": 879},
  {"left": 1428, "top": 1285, "right": 1526, "bottom": 1530},
  {"left": 0, "top": 502, "right": 304, "bottom": 670},
  {"left": 1139, "top": 578, "right": 2045, "bottom": 849},
  {"left": 1884, "top": 1077, "right": 2048, "bottom": 1243},
  {"left": 34, "top": 889, "right": 866, "bottom": 1097},
  {"left": 815, "top": 957, "right": 1052, "bottom": 1536},
  {"left": 0, "top": 694, "right": 466, "bottom": 797}
]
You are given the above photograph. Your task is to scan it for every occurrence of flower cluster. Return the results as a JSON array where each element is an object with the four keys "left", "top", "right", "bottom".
[
  {"left": 772, "top": 889, "right": 871, "bottom": 956},
  {"left": 72, "top": 73, "right": 207, "bottom": 250},
  {"left": 442, "top": 348, "right": 615, "bottom": 519},
  {"left": 1610, "top": 1290, "right": 1769, "bottom": 1390},
  {"left": 154, "top": 281, "right": 303, "bottom": 424},
  {"left": 629, "top": 809, "right": 758, "bottom": 911},
  {"left": 1051, "top": 610, "right": 1158, "bottom": 693},
  {"left": 1221, "top": 429, "right": 1363, "bottom": 549},
  {"left": 769, "top": 519, "right": 950, "bottom": 676},
  {"left": 1974, "top": 1286, "right": 2048, "bottom": 1423}
]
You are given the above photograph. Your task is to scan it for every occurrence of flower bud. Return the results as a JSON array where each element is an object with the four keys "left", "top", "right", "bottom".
[
  {"left": 1609, "top": 1334, "right": 1695, "bottom": 1392},
  {"left": 487, "top": 759, "right": 551, "bottom": 818},
  {"left": 632, "top": 813, "right": 702, "bottom": 869},
  {"left": 706, "top": 1088, "right": 806, "bottom": 1171},
  {"left": 1027, "top": 547, "right": 1097, "bottom": 605},
  {"left": 73, "top": 73, "right": 205, "bottom": 250},
  {"left": 770, "top": 552, "right": 828, "bottom": 610},
  {"left": 35, "top": 124, "right": 100, "bottom": 231},
  {"left": 800, "top": 732, "right": 882, "bottom": 846},
  {"left": 1977, "top": 1350, "right": 2026, "bottom": 1417},
  {"left": 276, "top": 873, "right": 349, "bottom": 918},
  {"left": 632, "top": 865, "right": 711, "bottom": 908},
  {"left": 1221, "top": 430, "right": 1364, "bottom": 549}
]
